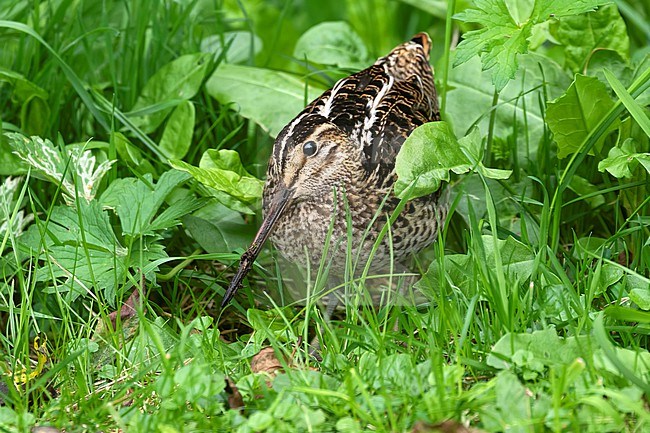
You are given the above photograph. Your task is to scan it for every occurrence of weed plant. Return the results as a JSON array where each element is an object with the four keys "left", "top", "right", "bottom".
[{"left": 0, "top": 0, "right": 649, "bottom": 431}]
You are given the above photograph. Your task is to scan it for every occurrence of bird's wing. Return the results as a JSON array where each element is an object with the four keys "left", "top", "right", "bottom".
[{"left": 305, "top": 33, "right": 440, "bottom": 175}]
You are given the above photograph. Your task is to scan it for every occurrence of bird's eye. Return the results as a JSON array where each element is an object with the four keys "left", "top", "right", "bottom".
[{"left": 302, "top": 141, "right": 318, "bottom": 157}]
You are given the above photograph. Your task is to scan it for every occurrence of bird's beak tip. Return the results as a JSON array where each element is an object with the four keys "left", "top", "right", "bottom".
[{"left": 221, "top": 188, "right": 295, "bottom": 308}]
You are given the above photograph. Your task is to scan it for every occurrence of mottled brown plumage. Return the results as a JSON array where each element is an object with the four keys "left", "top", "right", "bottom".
[{"left": 222, "top": 33, "right": 447, "bottom": 307}]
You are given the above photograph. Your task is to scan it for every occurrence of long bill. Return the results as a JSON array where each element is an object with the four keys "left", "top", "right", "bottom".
[{"left": 221, "top": 188, "right": 294, "bottom": 307}]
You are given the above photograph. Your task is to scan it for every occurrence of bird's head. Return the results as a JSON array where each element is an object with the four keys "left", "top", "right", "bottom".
[
  {"left": 221, "top": 114, "right": 357, "bottom": 307},
  {"left": 267, "top": 113, "right": 357, "bottom": 203}
]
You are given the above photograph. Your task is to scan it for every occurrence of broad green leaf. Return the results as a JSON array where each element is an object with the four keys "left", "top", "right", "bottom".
[
  {"left": 185, "top": 202, "right": 256, "bottom": 253},
  {"left": 454, "top": 0, "right": 605, "bottom": 91},
  {"left": 200, "top": 149, "right": 255, "bottom": 177},
  {"left": 479, "top": 234, "right": 535, "bottom": 281},
  {"left": 504, "top": 0, "right": 535, "bottom": 23},
  {"left": 418, "top": 235, "right": 534, "bottom": 294},
  {"left": 601, "top": 263, "right": 624, "bottom": 288},
  {"left": 394, "top": 121, "right": 470, "bottom": 199},
  {"left": 356, "top": 352, "right": 462, "bottom": 393},
  {"left": 605, "top": 306, "right": 650, "bottom": 322},
  {"left": 451, "top": 175, "right": 536, "bottom": 236},
  {"left": 112, "top": 131, "right": 157, "bottom": 176},
  {"left": 567, "top": 175, "right": 605, "bottom": 208},
  {"left": 453, "top": 0, "right": 521, "bottom": 67},
  {"left": 0, "top": 67, "right": 48, "bottom": 102},
  {"left": 0, "top": 130, "right": 23, "bottom": 175},
  {"left": 37, "top": 245, "right": 128, "bottom": 303},
  {"left": 531, "top": 0, "right": 603, "bottom": 18},
  {"left": 293, "top": 21, "right": 369, "bottom": 69},
  {"left": 24, "top": 172, "right": 196, "bottom": 303},
  {"left": 488, "top": 329, "right": 588, "bottom": 370},
  {"left": 458, "top": 127, "right": 512, "bottom": 179},
  {"left": 630, "top": 288, "right": 650, "bottom": 311},
  {"left": 475, "top": 21, "right": 532, "bottom": 92},
  {"left": 21, "top": 200, "right": 128, "bottom": 304},
  {"left": 200, "top": 31, "right": 262, "bottom": 64},
  {"left": 493, "top": 371, "right": 533, "bottom": 432},
  {"left": 127, "top": 238, "right": 168, "bottom": 292},
  {"left": 246, "top": 413, "right": 274, "bottom": 431},
  {"left": 478, "top": 163, "right": 513, "bottom": 180},
  {"left": 43, "top": 201, "right": 124, "bottom": 252},
  {"left": 546, "top": 74, "right": 618, "bottom": 158},
  {"left": 247, "top": 309, "right": 294, "bottom": 342},
  {"left": 17, "top": 201, "right": 119, "bottom": 253},
  {"left": 335, "top": 418, "right": 362, "bottom": 433},
  {"left": 598, "top": 138, "right": 650, "bottom": 178},
  {"left": 549, "top": 4, "right": 629, "bottom": 72},
  {"left": 130, "top": 53, "right": 211, "bottom": 133},
  {"left": 482, "top": 235, "right": 535, "bottom": 280},
  {"left": 572, "top": 236, "right": 608, "bottom": 260},
  {"left": 395, "top": 123, "right": 510, "bottom": 200},
  {"left": 159, "top": 100, "right": 195, "bottom": 160},
  {"left": 21, "top": 95, "right": 50, "bottom": 136},
  {"left": 592, "top": 314, "right": 650, "bottom": 394},
  {"left": 456, "top": 126, "right": 483, "bottom": 161},
  {"left": 100, "top": 170, "right": 192, "bottom": 237},
  {"left": 170, "top": 149, "right": 263, "bottom": 207},
  {"left": 446, "top": 53, "right": 571, "bottom": 163},
  {"left": 208, "top": 189, "right": 257, "bottom": 215},
  {"left": 584, "top": 49, "right": 631, "bottom": 86},
  {"left": 148, "top": 196, "right": 207, "bottom": 233},
  {"left": 626, "top": 273, "right": 650, "bottom": 290},
  {"left": 416, "top": 253, "right": 473, "bottom": 294},
  {"left": 0, "top": 68, "right": 50, "bottom": 135},
  {"left": 480, "top": 369, "right": 554, "bottom": 433},
  {"left": 205, "top": 64, "right": 326, "bottom": 138}
]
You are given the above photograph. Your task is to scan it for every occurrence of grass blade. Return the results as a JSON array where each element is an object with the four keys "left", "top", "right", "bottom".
[
  {"left": 0, "top": 20, "right": 109, "bottom": 132},
  {"left": 604, "top": 68, "right": 650, "bottom": 138}
]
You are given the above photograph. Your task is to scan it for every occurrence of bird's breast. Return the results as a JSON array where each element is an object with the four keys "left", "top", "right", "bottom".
[
  {"left": 267, "top": 191, "right": 350, "bottom": 270},
  {"left": 265, "top": 185, "right": 445, "bottom": 274}
]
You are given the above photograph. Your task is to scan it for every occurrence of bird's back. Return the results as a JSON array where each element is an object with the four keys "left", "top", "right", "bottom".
[{"left": 303, "top": 33, "right": 439, "bottom": 178}]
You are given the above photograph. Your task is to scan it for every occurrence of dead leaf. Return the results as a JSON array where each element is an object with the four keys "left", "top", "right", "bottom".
[
  {"left": 31, "top": 427, "right": 62, "bottom": 433},
  {"left": 109, "top": 289, "right": 140, "bottom": 325},
  {"left": 93, "top": 290, "right": 141, "bottom": 340},
  {"left": 225, "top": 378, "right": 244, "bottom": 411},
  {"left": 250, "top": 347, "right": 283, "bottom": 376}
]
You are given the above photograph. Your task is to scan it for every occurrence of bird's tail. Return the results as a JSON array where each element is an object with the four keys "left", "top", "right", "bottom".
[
  {"left": 379, "top": 32, "right": 434, "bottom": 82},
  {"left": 410, "top": 32, "right": 432, "bottom": 60},
  {"left": 376, "top": 32, "right": 440, "bottom": 120}
]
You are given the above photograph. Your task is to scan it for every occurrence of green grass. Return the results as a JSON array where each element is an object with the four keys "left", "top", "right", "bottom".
[{"left": 1, "top": 0, "right": 650, "bottom": 432}]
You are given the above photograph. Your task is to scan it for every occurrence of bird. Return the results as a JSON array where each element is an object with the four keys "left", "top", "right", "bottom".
[{"left": 222, "top": 32, "right": 447, "bottom": 309}]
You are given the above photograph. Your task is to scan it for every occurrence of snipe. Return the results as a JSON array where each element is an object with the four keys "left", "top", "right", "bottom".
[{"left": 222, "top": 33, "right": 447, "bottom": 307}]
